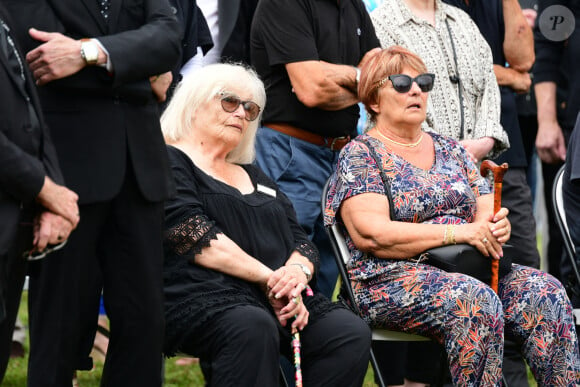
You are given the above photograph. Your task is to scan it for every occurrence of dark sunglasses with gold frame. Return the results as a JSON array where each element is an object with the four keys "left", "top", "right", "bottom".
[{"left": 219, "top": 92, "right": 261, "bottom": 121}]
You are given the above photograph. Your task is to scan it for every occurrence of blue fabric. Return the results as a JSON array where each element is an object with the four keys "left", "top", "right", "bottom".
[
  {"left": 254, "top": 127, "right": 339, "bottom": 298},
  {"left": 99, "top": 295, "right": 106, "bottom": 315}
]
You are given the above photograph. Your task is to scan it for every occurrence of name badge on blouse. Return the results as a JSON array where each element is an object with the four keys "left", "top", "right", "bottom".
[{"left": 257, "top": 184, "right": 276, "bottom": 197}]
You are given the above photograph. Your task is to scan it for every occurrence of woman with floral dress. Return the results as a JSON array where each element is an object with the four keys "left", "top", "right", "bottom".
[{"left": 324, "top": 46, "right": 580, "bottom": 386}]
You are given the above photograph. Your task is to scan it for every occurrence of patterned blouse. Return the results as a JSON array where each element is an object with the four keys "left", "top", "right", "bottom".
[
  {"left": 324, "top": 133, "right": 491, "bottom": 282},
  {"left": 370, "top": 0, "right": 509, "bottom": 158}
]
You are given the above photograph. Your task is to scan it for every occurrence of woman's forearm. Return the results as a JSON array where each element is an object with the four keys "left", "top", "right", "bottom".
[
  {"left": 341, "top": 193, "right": 449, "bottom": 258},
  {"left": 194, "top": 233, "right": 273, "bottom": 287}
]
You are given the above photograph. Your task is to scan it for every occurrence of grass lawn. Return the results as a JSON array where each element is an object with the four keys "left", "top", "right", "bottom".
[
  {"left": 4, "top": 292, "right": 537, "bottom": 386},
  {"left": 4, "top": 292, "right": 378, "bottom": 386}
]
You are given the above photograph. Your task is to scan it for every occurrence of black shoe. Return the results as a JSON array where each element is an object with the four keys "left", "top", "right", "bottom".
[{"left": 10, "top": 341, "right": 25, "bottom": 358}]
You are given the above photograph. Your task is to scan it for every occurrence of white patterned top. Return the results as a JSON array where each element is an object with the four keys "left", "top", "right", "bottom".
[{"left": 370, "top": 0, "right": 509, "bottom": 158}]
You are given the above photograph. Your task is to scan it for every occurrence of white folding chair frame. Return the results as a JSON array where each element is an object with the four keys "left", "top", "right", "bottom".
[{"left": 552, "top": 165, "right": 580, "bottom": 325}]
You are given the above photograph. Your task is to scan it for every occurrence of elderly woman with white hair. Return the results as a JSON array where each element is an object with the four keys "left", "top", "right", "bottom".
[{"left": 159, "top": 63, "right": 371, "bottom": 386}]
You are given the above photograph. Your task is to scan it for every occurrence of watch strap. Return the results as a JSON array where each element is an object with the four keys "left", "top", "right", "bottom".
[
  {"left": 80, "top": 38, "right": 98, "bottom": 65},
  {"left": 290, "top": 263, "right": 312, "bottom": 282}
]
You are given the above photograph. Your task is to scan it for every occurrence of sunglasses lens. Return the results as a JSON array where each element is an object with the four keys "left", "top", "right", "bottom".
[
  {"left": 416, "top": 74, "right": 435, "bottom": 92},
  {"left": 390, "top": 75, "right": 412, "bottom": 93},
  {"left": 243, "top": 102, "right": 260, "bottom": 121},
  {"left": 221, "top": 96, "right": 240, "bottom": 113}
]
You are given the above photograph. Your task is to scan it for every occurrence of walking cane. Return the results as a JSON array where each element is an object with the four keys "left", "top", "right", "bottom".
[
  {"left": 291, "top": 328, "right": 303, "bottom": 387},
  {"left": 480, "top": 160, "right": 509, "bottom": 293},
  {"left": 290, "top": 286, "right": 313, "bottom": 387}
]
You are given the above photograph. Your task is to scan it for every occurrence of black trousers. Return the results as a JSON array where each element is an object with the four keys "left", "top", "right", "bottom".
[
  {"left": 27, "top": 168, "right": 165, "bottom": 387},
  {"left": 0, "top": 220, "right": 31, "bottom": 381},
  {"left": 179, "top": 305, "right": 371, "bottom": 387},
  {"left": 541, "top": 125, "right": 573, "bottom": 282},
  {"left": 501, "top": 167, "right": 540, "bottom": 268}
]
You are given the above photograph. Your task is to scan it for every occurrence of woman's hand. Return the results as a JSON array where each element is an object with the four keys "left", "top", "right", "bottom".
[
  {"left": 267, "top": 265, "right": 308, "bottom": 300},
  {"left": 490, "top": 207, "right": 511, "bottom": 244},
  {"left": 457, "top": 219, "right": 503, "bottom": 260},
  {"left": 266, "top": 266, "right": 310, "bottom": 330},
  {"left": 267, "top": 291, "right": 309, "bottom": 331}
]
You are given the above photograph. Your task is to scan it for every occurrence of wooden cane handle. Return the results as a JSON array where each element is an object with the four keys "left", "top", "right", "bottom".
[
  {"left": 480, "top": 161, "right": 509, "bottom": 213},
  {"left": 480, "top": 160, "right": 509, "bottom": 185}
]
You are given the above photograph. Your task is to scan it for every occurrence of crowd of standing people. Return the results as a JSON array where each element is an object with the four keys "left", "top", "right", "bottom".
[{"left": 0, "top": 0, "right": 579, "bottom": 386}]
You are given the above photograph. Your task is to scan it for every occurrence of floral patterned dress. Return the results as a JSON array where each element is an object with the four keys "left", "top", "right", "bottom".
[{"left": 325, "top": 133, "right": 580, "bottom": 386}]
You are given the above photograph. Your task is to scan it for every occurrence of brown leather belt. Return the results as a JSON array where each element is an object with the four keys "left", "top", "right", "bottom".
[{"left": 264, "top": 122, "right": 350, "bottom": 151}]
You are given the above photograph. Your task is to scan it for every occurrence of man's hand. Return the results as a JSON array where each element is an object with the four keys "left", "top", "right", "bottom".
[
  {"left": 536, "top": 120, "right": 567, "bottom": 164},
  {"left": 26, "top": 28, "right": 86, "bottom": 85},
  {"left": 150, "top": 71, "right": 172, "bottom": 102},
  {"left": 493, "top": 65, "right": 532, "bottom": 94},
  {"left": 521, "top": 8, "right": 537, "bottom": 28},
  {"left": 32, "top": 211, "right": 74, "bottom": 252},
  {"left": 510, "top": 70, "right": 532, "bottom": 94},
  {"left": 36, "top": 177, "right": 80, "bottom": 228},
  {"left": 459, "top": 137, "right": 495, "bottom": 164}
]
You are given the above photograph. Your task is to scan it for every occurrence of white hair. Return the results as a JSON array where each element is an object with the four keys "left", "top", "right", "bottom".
[{"left": 161, "top": 63, "right": 266, "bottom": 164}]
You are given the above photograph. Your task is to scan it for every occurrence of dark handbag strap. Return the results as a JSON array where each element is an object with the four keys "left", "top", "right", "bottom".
[
  {"left": 444, "top": 18, "right": 465, "bottom": 139},
  {"left": 356, "top": 137, "right": 396, "bottom": 220}
]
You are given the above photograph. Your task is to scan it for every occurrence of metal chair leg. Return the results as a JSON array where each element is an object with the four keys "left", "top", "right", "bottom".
[
  {"left": 369, "top": 347, "right": 387, "bottom": 387},
  {"left": 279, "top": 364, "right": 289, "bottom": 387}
]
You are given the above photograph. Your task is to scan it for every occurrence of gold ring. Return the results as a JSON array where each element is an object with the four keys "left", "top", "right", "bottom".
[
  {"left": 292, "top": 296, "right": 301, "bottom": 305},
  {"left": 482, "top": 237, "right": 489, "bottom": 244}
]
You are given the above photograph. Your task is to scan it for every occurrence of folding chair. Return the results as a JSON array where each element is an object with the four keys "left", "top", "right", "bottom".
[
  {"left": 551, "top": 165, "right": 580, "bottom": 325},
  {"left": 322, "top": 179, "right": 444, "bottom": 387}
]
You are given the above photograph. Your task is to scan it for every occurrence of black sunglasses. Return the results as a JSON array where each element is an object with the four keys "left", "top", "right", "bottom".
[
  {"left": 219, "top": 92, "right": 261, "bottom": 121},
  {"left": 377, "top": 73, "right": 436, "bottom": 93}
]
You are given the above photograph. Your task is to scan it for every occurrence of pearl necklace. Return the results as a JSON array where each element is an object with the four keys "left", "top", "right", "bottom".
[{"left": 375, "top": 128, "right": 424, "bottom": 148}]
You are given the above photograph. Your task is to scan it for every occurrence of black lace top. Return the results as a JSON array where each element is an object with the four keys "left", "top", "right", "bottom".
[{"left": 163, "top": 146, "right": 332, "bottom": 356}]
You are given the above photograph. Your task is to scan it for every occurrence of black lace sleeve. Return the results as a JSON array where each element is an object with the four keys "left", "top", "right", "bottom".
[
  {"left": 164, "top": 213, "right": 221, "bottom": 261},
  {"left": 295, "top": 240, "right": 320, "bottom": 272}
]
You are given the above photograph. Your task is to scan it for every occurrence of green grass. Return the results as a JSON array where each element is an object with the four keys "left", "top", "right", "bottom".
[
  {"left": 4, "top": 292, "right": 537, "bottom": 386},
  {"left": 4, "top": 292, "right": 377, "bottom": 386}
]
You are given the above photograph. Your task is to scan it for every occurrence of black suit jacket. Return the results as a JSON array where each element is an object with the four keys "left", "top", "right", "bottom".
[
  {"left": 219, "top": 0, "right": 258, "bottom": 64},
  {"left": 0, "top": 3, "right": 63, "bottom": 256},
  {"left": 4, "top": 0, "right": 181, "bottom": 204}
]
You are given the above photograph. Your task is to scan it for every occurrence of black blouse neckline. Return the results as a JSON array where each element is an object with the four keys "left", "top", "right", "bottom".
[{"left": 168, "top": 145, "right": 257, "bottom": 197}]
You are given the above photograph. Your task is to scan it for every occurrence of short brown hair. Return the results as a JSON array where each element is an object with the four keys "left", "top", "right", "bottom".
[{"left": 358, "top": 46, "right": 428, "bottom": 123}]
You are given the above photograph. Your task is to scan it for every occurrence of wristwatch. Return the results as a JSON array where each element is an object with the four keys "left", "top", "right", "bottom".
[
  {"left": 80, "top": 39, "right": 99, "bottom": 65},
  {"left": 291, "top": 263, "right": 312, "bottom": 282}
]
